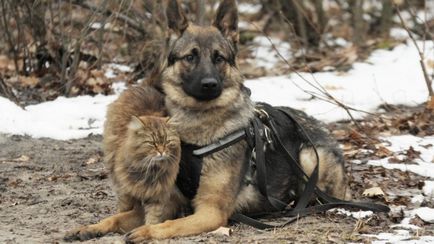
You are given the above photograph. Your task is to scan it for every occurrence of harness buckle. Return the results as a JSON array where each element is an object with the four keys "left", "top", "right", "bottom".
[
  {"left": 264, "top": 126, "right": 273, "bottom": 146},
  {"left": 255, "top": 108, "right": 270, "bottom": 120}
]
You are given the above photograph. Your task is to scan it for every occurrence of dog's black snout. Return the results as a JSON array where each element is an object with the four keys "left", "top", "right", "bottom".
[
  {"left": 201, "top": 78, "right": 218, "bottom": 90},
  {"left": 183, "top": 77, "right": 222, "bottom": 101}
]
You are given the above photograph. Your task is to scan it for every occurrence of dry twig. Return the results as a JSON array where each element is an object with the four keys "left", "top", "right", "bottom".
[
  {"left": 249, "top": 21, "right": 371, "bottom": 129},
  {"left": 395, "top": 4, "right": 433, "bottom": 99},
  {"left": 71, "top": 0, "right": 148, "bottom": 37},
  {"left": 0, "top": 76, "right": 22, "bottom": 108}
]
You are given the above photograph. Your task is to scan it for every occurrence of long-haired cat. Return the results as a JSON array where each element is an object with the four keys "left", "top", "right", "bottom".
[
  {"left": 64, "top": 86, "right": 186, "bottom": 241},
  {"left": 114, "top": 114, "right": 182, "bottom": 224}
]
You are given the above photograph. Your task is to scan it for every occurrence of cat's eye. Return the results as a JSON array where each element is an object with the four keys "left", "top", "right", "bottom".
[{"left": 167, "top": 140, "right": 179, "bottom": 146}]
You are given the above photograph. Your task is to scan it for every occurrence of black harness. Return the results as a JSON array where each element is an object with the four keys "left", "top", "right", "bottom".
[{"left": 175, "top": 103, "right": 390, "bottom": 229}]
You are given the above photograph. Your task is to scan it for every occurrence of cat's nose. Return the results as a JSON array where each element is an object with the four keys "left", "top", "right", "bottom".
[{"left": 156, "top": 145, "right": 165, "bottom": 156}]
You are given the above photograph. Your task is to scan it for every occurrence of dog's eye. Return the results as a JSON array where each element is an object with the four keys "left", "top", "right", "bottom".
[
  {"left": 214, "top": 55, "right": 225, "bottom": 64},
  {"left": 184, "top": 55, "right": 195, "bottom": 63}
]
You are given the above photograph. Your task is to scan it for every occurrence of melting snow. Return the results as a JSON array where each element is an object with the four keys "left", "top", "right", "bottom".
[{"left": 367, "top": 135, "right": 434, "bottom": 178}]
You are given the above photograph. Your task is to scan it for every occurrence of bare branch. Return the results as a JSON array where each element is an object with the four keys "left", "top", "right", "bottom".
[
  {"left": 395, "top": 4, "right": 433, "bottom": 97},
  {"left": 248, "top": 22, "right": 372, "bottom": 129},
  {"left": 71, "top": 0, "right": 148, "bottom": 37},
  {"left": 0, "top": 76, "right": 22, "bottom": 109}
]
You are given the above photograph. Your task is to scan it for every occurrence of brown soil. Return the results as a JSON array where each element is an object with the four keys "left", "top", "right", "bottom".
[{"left": 0, "top": 129, "right": 432, "bottom": 243}]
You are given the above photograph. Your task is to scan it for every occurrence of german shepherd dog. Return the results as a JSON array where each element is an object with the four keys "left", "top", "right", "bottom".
[
  {"left": 124, "top": 0, "right": 349, "bottom": 242},
  {"left": 65, "top": 0, "right": 349, "bottom": 242}
]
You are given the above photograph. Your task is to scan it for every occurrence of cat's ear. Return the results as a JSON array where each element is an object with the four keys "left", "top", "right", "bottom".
[{"left": 128, "top": 115, "right": 145, "bottom": 131}]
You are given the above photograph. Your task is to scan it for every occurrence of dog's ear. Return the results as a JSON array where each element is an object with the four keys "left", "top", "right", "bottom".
[
  {"left": 213, "top": 0, "right": 239, "bottom": 46},
  {"left": 166, "top": 0, "right": 189, "bottom": 36}
]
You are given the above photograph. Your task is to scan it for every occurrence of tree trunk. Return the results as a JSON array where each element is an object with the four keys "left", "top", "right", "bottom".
[
  {"left": 352, "top": 0, "right": 365, "bottom": 46},
  {"left": 314, "top": 0, "right": 326, "bottom": 33},
  {"left": 380, "top": 1, "right": 393, "bottom": 37}
]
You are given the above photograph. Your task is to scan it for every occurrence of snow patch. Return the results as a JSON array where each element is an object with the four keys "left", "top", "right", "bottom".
[
  {"left": 329, "top": 208, "right": 373, "bottom": 219},
  {"left": 390, "top": 27, "right": 409, "bottom": 40},
  {"left": 238, "top": 3, "right": 261, "bottom": 14},
  {"left": 366, "top": 135, "right": 434, "bottom": 178},
  {"left": 0, "top": 95, "right": 117, "bottom": 140},
  {"left": 107, "top": 63, "right": 132, "bottom": 73},
  {"left": 367, "top": 231, "right": 434, "bottom": 244},
  {"left": 0, "top": 41, "right": 434, "bottom": 139},
  {"left": 423, "top": 181, "right": 434, "bottom": 200},
  {"left": 250, "top": 36, "right": 291, "bottom": 69},
  {"left": 246, "top": 41, "right": 434, "bottom": 122},
  {"left": 410, "top": 194, "right": 425, "bottom": 204},
  {"left": 0, "top": 82, "right": 125, "bottom": 140},
  {"left": 414, "top": 207, "right": 434, "bottom": 224}
]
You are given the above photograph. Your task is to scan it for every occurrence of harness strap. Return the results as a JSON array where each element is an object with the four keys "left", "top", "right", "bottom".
[
  {"left": 190, "top": 105, "right": 390, "bottom": 229},
  {"left": 192, "top": 130, "right": 247, "bottom": 157},
  {"left": 231, "top": 107, "right": 389, "bottom": 229},
  {"left": 252, "top": 117, "right": 289, "bottom": 211}
]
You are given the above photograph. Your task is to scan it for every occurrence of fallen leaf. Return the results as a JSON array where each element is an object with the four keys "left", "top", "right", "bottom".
[
  {"left": 362, "top": 187, "right": 385, "bottom": 197},
  {"left": 405, "top": 146, "right": 421, "bottom": 160},
  {"left": 85, "top": 157, "right": 98, "bottom": 165},
  {"left": 332, "top": 129, "right": 348, "bottom": 140},
  {"left": 209, "top": 227, "right": 232, "bottom": 237},
  {"left": 90, "top": 69, "right": 105, "bottom": 79},
  {"left": 19, "top": 75, "right": 40, "bottom": 87},
  {"left": 388, "top": 156, "right": 403, "bottom": 163},
  {"left": 344, "top": 149, "right": 359, "bottom": 158},
  {"left": 420, "top": 144, "right": 433, "bottom": 149},
  {"left": 427, "top": 96, "right": 434, "bottom": 110},
  {"left": 85, "top": 155, "right": 101, "bottom": 165},
  {"left": 13, "top": 155, "right": 30, "bottom": 162},
  {"left": 47, "top": 176, "right": 58, "bottom": 182},
  {"left": 410, "top": 215, "right": 426, "bottom": 227},
  {"left": 375, "top": 146, "right": 392, "bottom": 158}
]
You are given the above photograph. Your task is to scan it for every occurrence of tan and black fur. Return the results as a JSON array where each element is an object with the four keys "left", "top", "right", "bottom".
[
  {"left": 66, "top": 0, "right": 350, "bottom": 242},
  {"left": 124, "top": 0, "right": 350, "bottom": 242},
  {"left": 64, "top": 86, "right": 186, "bottom": 241}
]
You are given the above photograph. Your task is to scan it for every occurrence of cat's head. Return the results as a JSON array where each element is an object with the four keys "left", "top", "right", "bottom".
[{"left": 126, "top": 115, "right": 181, "bottom": 167}]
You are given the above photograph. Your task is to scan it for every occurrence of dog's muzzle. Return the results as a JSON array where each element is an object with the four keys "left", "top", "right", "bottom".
[{"left": 183, "top": 77, "right": 223, "bottom": 101}]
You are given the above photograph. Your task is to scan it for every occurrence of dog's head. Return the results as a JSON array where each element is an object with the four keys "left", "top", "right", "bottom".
[{"left": 162, "top": 0, "right": 243, "bottom": 110}]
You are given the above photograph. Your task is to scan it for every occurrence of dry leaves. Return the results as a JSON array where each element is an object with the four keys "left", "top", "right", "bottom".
[
  {"left": 362, "top": 187, "right": 385, "bottom": 198},
  {"left": 427, "top": 96, "right": 434, "bottom": 110},
  {"left": 374, "top": 146, "right": 392, "bottom": 158},
  {"left": 209, "top": 227, "right": 232, "bottom": 237},
  {"left": 85, "top": 153, "right": 102, "bottom": 165},
  {"left": 1, "top": 155, "right": 31, "bottom": 163},
  {"left": 405, "top": 146, "right": 421, "bottom": 160},
  {"left": 0, "top": 55, "right": 18, "bottom": 71},
  {"left": 14, "top": 155, "right": 30, "bottom": 162}
]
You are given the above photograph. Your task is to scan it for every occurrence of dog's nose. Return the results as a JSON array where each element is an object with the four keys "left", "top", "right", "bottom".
[{"left": 201, "top": 78, "right": 218, "bottom": 90}]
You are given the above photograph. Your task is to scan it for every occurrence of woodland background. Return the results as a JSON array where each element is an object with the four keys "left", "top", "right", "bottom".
[
  {"left": 0, "top": 0, "right": 432, "bottom": 106},
  {"left": 0, "top": 1, "right": 434, "bottom": 243}
]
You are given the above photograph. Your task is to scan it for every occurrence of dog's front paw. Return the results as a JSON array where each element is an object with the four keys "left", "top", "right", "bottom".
[
  {"left": 63, "top": 225, "right": 104, "bottom": 242},
  {"left": 124, "top": 226, "right": 153, "bottom": 243}
]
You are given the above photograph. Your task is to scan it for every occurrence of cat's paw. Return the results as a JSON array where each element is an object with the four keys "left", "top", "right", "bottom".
[{"left": 63, "top": 226, "right": 104, "bottom": 242}]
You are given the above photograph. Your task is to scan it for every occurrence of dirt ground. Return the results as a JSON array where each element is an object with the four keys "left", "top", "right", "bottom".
[{"left": 0, "top": 116, "right": 433, "bottom": 244}]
